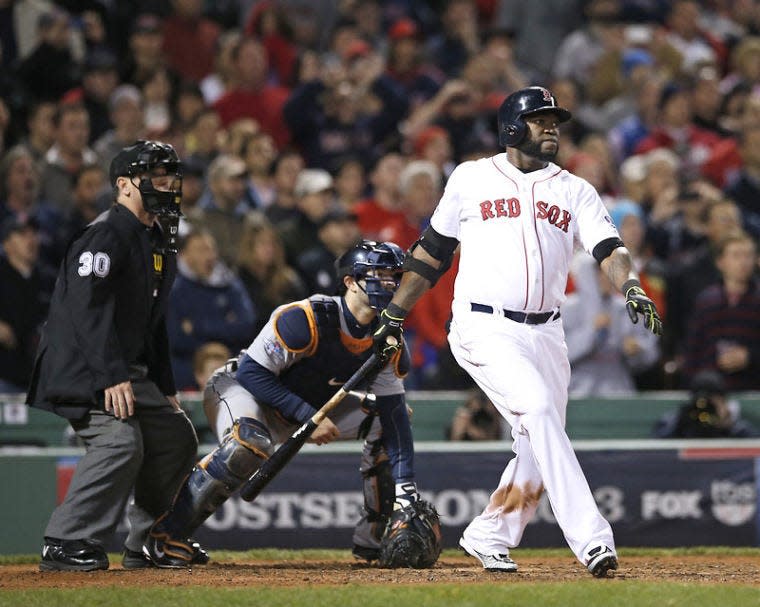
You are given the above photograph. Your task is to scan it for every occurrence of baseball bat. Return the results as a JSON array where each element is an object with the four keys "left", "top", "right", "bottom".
[{"left": 239, "top": 342, "right": 392, "bottom": 502}]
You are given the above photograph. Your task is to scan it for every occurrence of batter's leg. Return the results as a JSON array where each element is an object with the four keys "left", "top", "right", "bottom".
[
  {"left": 461, "top": 428, "right": 543, "bottom": 553},
  {"left": 449, "top": 313, "right": 615, "bottom": 567}
]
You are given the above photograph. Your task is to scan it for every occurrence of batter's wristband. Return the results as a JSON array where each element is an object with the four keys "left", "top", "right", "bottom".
[
  {"left": 385, "top": 303, "right": 408, "bottom": 320},
  {"left": 621, "top": 278, "right": 642, "bottom": 296}
]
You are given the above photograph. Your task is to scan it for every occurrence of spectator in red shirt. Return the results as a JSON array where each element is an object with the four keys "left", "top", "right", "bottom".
[
  {"left": 244, "top": 0, "right": 298, "bottom": 86},
  {"left": 283, "top": 42, "right": 408, "bottom": 172},
  {"left": 634, "top": 82, "right": 724, "bottom": 179},
  {"left": 213, "top": 36, "right": 291, "bottom": 149},
  {"left": 406, "top": 252, "right": 460, "bottom": 388},
  {"left": 380, "top": 160, "right": 444, "bottom": 385},
  {"left": 411, "top": 125, "right": 455, "bottom": 179},
  {"left": 380, "top": 159, "right": 441, "bottom": 250},
  {"left": 162, "top": 0, "right": 221, "bottom": 83},
  {"left": 703, "top": 93, "right": 760, "bottom": 188},
  {"left": 384, "top": 17, "right": 444, "bottom": 113},
  {"left": 353, "top": 152, "right": 407, "bottom": 240}
]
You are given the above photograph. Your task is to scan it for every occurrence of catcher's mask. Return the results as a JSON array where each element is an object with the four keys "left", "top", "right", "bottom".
[
  {"left": 110, "top": 140, "right": 183, "bottom": 217},
  {"left": 497, "top": 86, "right": 572, "bottom": 147},
  {"left": 335, "top": 239, "right": 405, "bottom": 310}
]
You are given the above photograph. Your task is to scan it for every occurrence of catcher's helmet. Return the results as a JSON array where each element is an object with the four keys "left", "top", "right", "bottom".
[
  {"left": 110, "top": 140, "right": 183, "bottom": 216},
  {"left": 497, "top": 86, "right": 572, "bottom": 147},
  {"left": 335, "top": 239, "right": 405, "bottom": 309}
]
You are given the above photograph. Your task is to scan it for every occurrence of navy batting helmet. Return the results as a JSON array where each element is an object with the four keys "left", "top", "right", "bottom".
[
  {"left": 335, "top": 239, "right": 405, "bottom": 309},
  {"left": 497, "top": 86, "right": 572, "bottom": 147}
]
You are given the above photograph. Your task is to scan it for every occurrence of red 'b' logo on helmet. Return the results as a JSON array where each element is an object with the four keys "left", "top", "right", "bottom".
[{"left": 541, "top": 88, "right": 553, "bottom": 103}]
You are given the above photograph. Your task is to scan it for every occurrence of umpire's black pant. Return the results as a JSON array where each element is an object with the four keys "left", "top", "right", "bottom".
[{"left": 44, "top": 376, "right": 198, "bottom": 551}]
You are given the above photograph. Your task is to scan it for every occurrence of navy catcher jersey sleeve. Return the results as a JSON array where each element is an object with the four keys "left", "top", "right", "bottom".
[{"left": 235, "top": 353, "right": 317, "bottom": 424}]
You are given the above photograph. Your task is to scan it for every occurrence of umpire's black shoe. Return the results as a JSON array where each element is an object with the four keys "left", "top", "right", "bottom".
[
  {"left": 352, "top": 543, "right": 380, "bottom": 562},
  {"left": 40, "top": 537, "right": 109, "bottom": 572}
]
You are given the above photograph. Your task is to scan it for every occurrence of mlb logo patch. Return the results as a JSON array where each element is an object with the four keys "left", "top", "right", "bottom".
[{"left": 264, "top": 337, "right": 285, "bottom": 362}]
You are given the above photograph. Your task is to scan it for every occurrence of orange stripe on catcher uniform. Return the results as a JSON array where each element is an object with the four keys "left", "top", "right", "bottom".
[
  {"left": 272, "top": 299, "right": 319, "bottom": 355},
  {"left": 339, "top": 331, "right": 372, "bottom": 355},
  {"left": 233, "top": 422, "right": 271, "bottom": 460}
]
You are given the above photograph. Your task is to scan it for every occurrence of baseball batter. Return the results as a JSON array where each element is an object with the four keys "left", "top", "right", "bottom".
[{"left": 373, "top": 86, "right": 662, "bottom": 577}]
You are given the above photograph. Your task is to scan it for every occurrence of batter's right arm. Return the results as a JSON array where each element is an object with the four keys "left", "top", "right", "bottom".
[{"left": 373, "top": 228, "right": 458, "bottom": 360}]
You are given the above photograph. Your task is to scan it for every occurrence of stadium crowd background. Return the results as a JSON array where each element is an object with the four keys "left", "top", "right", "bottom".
[{"left": 2, "top": 0, "right": 760, "bottom": 400}]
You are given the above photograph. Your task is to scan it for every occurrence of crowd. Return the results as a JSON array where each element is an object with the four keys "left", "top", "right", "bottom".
[{"left": 2, "top": 0, "right": 760, "bottom": 397}]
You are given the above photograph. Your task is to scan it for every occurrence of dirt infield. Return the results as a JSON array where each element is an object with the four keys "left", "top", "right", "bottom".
[{"left": 2, "top": 554, "right": 760, "bottom": 589}]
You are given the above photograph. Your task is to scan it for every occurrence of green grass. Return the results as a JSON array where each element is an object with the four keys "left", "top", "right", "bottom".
[
  {"left": 2, "top": 548, "right": 759, "bottom": 607},
  {"left": 2, "top": 583, "right": 760, "bottom": 607}
]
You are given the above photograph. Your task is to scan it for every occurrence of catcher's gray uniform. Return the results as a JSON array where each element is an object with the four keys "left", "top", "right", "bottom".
[
  {"left": 207, "top": 360, "right": 381, "bottom": 443},
  {"left": 205, "top": 359, "right": 385, "bottom": 549},
  {"left": 146, "top": 239, "right": 442, "bottom": 569},
  {"left": 204, "top": 295, "right": 410, "bottom": 550},
  {"left": 145, "top": 294, "right": 414, "bottom": 566}
]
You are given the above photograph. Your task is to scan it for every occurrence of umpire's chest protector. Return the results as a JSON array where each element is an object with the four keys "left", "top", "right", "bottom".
[{"left": 26, "top": 205, "right": 177, "bottom": 418}]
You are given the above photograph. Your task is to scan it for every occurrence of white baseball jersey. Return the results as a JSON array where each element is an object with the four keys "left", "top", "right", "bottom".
[
  {"left": 441, "top": 152, "right": 619, "bottom": 569},
  {"left": 430, "top": 153, "right": 620, "bottom": 313}
]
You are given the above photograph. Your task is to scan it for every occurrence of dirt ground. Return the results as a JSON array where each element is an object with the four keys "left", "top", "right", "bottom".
[{"left": 1, "top": 554, "right": 759, "bottom": 589}]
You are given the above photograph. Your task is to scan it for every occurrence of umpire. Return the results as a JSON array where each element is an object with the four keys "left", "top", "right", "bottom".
[{"left": 27, "top": 141, "right": 200, "bottom": 571}]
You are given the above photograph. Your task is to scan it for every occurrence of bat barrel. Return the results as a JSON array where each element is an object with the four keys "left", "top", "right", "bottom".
[{"left": 239, "top": 419, "right": 317, "bottom": 501}]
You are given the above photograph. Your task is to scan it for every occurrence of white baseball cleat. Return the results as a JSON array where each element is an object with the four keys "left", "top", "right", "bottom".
[
  {"left": 586, "top": 545, "right": 618, "bottom": 577},
  {"left": 459, "top": 536, "right": 518, "bottom": 572}
]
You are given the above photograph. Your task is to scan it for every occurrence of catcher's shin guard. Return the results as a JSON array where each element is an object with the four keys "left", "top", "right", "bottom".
[
  {"left": 151, "top": 417, "right": 273, "bottom": 542},
  {"left": 353, "top": 441, "right": 395, "bottom": 555}
]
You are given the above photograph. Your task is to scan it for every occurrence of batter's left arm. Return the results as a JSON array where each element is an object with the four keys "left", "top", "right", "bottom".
[
  {"left": 599, "top": 245, "right": 663, "bottom": 336},
  {"left": 598, "top": 244, "right": 636, "bottom": 290}
]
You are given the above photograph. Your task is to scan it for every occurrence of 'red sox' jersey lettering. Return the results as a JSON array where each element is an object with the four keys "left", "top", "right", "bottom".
[
  {"left": 480, "top": 198, "right": 521, "bottom": 220},
  {"left": 536, "top": 200, "right": 572, "bottom": 232},
  {"left": 479, "top": 197, "right": 571, "bottom": 233}
]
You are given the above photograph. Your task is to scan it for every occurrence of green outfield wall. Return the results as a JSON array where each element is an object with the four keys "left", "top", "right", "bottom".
[{"left": 3, "top": 391, "right": 760, "bottom": 445}]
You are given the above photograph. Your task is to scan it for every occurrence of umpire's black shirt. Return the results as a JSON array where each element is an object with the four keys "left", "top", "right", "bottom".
[{"left": 26, "top": 204, "right": 177, "bottom": 420}]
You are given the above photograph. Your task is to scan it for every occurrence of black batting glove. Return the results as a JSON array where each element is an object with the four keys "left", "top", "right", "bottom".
[
  {"left": 623, "top": 280, "right": 662, "bottom": 336},
  {"left": 373, "top": 304, "right": 406, "bottom": 363}
]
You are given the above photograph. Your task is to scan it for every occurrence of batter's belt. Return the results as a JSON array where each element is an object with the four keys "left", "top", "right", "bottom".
[{"left": 470, "top": 302, "right": 560, "bottom": 325}]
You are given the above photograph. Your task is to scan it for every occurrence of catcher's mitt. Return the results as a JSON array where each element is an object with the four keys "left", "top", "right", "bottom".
[{"left": 378, "top": 500, "right": 442, "bottom": 569}]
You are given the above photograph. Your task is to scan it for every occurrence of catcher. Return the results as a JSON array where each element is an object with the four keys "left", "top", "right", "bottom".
[{"left": 143, "top": 240, "right": 441, "bottom": 569}]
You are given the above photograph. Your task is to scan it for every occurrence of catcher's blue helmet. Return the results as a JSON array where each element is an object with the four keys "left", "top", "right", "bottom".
[{"left": 335, "top": 239, "right": 405, "bottom": 309}]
